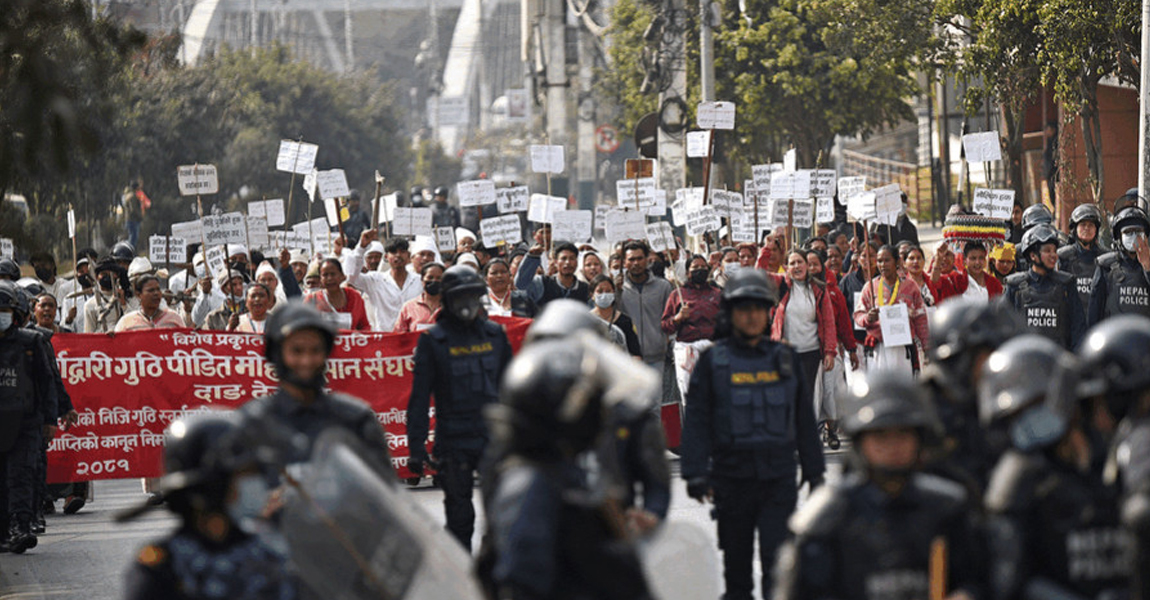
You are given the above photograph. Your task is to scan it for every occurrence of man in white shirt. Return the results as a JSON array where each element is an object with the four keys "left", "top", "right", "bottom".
[{"left": 343, "top": 230, "right": 422, "bottom": 331}]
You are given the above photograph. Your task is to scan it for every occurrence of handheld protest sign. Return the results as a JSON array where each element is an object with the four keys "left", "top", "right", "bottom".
[
  {"left": 391, "top": 207, "right": 433, "bottom": 237},
  {"left": 873, "top": 184, "right": 902, "bottom": 227},
  {"left": 972, "top": 188, "right": 1014, "bottom": 220},
  {"left": 529, "top": 145, "right": 565, "bottom": 174},
  {"left": 604, "top": 209, "right": 647, "bottom": 246},
  {"left": 435, "top": 227, "right": 456, "bottom": 253},
  {"left": 686, "top": 131, "right": 712, "bottom": 158},
  {"left": 480, "top": 214, "right": 523, "bottom": 247},
  {"left": 316, "top": 169, "right": 351, "bottom": 201},
  {"left": 616, "top": 178, "right": 659, "bottom": 214},
  {"left": 0, "top": 238, "right": 13, "bottom": 260},
  {"left": 276, "top": 140, "right": 319, "bottom": 175},
  {"left": 496, "top": 186, "right": 529, "bottom": 213},
  {"left": 551, "top": 210, "right": 592, "bottom": 244},
  {"left": 527, "top": 194, "right": 566, "bottom": 224},
  {"left": 177, "top": 164, "right": 219, "bottom": 196},
  {"left": 646, "top": 222, "right": 676, "bottom": 253},
  {"left": 457, "top": 180, "right": 497, "bottom": 208},
  {"left": 149, "top": 236, "right": 188, "bottom": 264},
  {"left": 961, "top": 131, "right": 1001, "bottom": 163}
]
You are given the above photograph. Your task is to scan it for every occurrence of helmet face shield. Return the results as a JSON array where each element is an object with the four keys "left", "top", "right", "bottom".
[{"left": 448, "top": 292, "right": 484, "bottom": 323}]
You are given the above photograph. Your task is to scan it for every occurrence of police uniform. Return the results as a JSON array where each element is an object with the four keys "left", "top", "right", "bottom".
[
  {"left": 0, "top": 308, "right": 58, "bottom": 552},
  {"left": 1088, "top": 251, "right": 1150, "bottom": 324},
  {"left": 1058, "top": 242, "right": 1105, "bottom": 311},
  {"left": 27, "top": 323, "right": 75, "bottom": 527},
  {"left": 1004, "top": 269, "right": 1085, "bottom": 349},
  {"left": 681, "top": 336, "right": 825, "bottom": 599},
  {"left": 407, "top": 307, "right": 512, "bottom": 551}
]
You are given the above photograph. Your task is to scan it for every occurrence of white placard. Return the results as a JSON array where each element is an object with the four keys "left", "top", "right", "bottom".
[
  {"left": 770, "top": 171, "right": 796, "bottom": 200},
  {"left": 246, "top": 216, "right": 270, "bottom": 251},
  {"left": 973, "top": 188, "right": 1015, "bottom": 220},
  {"left": 552, "top": 210, "right": 593, "bottom": 244},
  {"left": 171, "top": 219, "right": 203, "bottom": 242},
  {"left": 148, "top": 236, "right": 187, "bottom": 264},
  {"left": 792, "top": 170, "right": 812, "bottom": 199},
  {"left": 792, "top": 199, "right": 814, "bottom": 228},
  {"left": 878, "top": 303, "right": 913, "bottom": 347},
  {"left": 435, "top": 227, "right": 456, "bottom": 252},
  {"left": 711, "top": 190, "right": 744, "bottom": 212},
  {"left": 848, "top": 191, "right": 877, "bottom": 221},
  {"left": 391, "top": 207, "right": 433, "bottom": 237},
  {"left": 684, "top": 206, "right": 722, "bottom": 236},
  {"left": 646, "top": 222, "right": 676, "bottom": 253},
  {"left": 293, "top": 217, "right": 330, "bottom": 237},
  {"left": 873, "top": 184, "right": 903, "bottom": 225},
  {"left": 816, "top": 197, "right": 835, "bottom": 224},
  {"left": 0, "top": 238, "right": 13, "bottom": 259},
  {"left": 838, "top": 176, "right": 866, "bottom": 199},
  {"left": 311, "top": 234, "right": 332, "bottom": 257},
  {"left": 275, "top": 140, "right": 319, "bottom": 175},
  {"left": 528, "top": 194, "right": 567, "bottom": 223},
  {"left": 616, "top": 177, "right": 659, "bottom": 211},
  {"left": 249, "top": 199, "right": 286, "bottom": 227},
  {"left": 729, "top": 210, "right": 768, "bottom": 244},
  {"left": 269, "top": 231, "right": 310, "bottom": 252},
  {"left": 752, "top": 163, "right": 783, "bottom": 191},
  {"left": 480, "top": 215, "right": 523, "bottom": 247},
  {"left": 696, "top": 101, "right": 736, "bottom": 130},
  {"left": 316, "top": 169, "right": 351, "bottom": 200},
  {"left": 810, "top": 170, "right": 837, "bottom": 197},
  {"left": 604, "top": 210, "right": 648, "bottom": 245},
  {"left": 177, "top": 164, "right": 219, "bottom": 196},
  {"left": 202, "top": 212, "right": 247, "bottom": 246},
  {"left": 435, "top": 96, "right": 470, "bottom": 127},
  {"left": 249, "top": 200, "right": 266, "bottom": 219},
  {"left": 648, "top": 189, "right": 667, "bottom": 217},
  {"left": 594, "top": 205, "right": 611, "bottom": 230},
  {"left": 67, "top": 209, "right": 76, "bottom": 239},
  {"left": 457, "top": 180, "right": 497, "bottom": 207},
  {"left": 204, "top": 245, "right": 228, "bottom": 277},
  {"left": 962, "top": 131, "right": 1002, "bottom": 163},
  {"left": 767, "top": 198, "right": 791, "bottom": 228},
  {"left": 686, "top": 130, "right": 712, "bottom": 158},
  {"left": 529, "top": 145, "right": 565, "bottom": 174},
  {"left": 375, "top": 194, "right": 400, "bottom": 224},
  {"left": 302, "top": 169, "right": 318, "bottom": 202},
  {"left": 323, "top": 198, "right": 343, "bottom": 227},
  {"left": 496, "top": 186, "right": 530, "bottom": 213},
  {"left": 783, "top": 149, "right": 797, "bottom": 172}
]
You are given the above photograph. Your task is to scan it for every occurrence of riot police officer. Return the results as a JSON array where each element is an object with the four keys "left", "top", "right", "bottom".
[
  {"left": 478, "top": 332, "right": 658, "bottom": 600},
  {"left": 923, "top": 298, "right": 1026, "bottom": 494},
  {"left": 1059, "top": 203, "right": 1109, "bottom": 309},
  {"left": 1016, "top": 204, "right": 1067, "bottom": 271},
  {"left": 430, "top": 185, "right": 460, "bottom": 228},
  {"left": 238, "top": 300, "right": 392, "bottom": 470},
  {"left": 1088, "top": 205, "right": 1150, "bottom": 324},
  {"left": 980, "top": 334, "right": 1134, "bottom": 600},
  {"left": 0, "top": 280, "right": 58, "bottom": 553},
  {"left": 775, "top": 371, "right": 984, "bottom": 600},
  {"left": 123, "top": 411, "right": 299, "bottom": 600},
  {"left": 1004, "top": 223, "right": 1086, "bottom": 349},
  {"left": 680, "top": 268, "right": 825, "bottom": 600},
  {"left": 407, "top": 265, "right": 512, "bottom": 551}
]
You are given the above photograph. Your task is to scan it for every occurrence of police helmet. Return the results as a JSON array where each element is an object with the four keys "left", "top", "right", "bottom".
[
  {"left": 1021, "top": 204, "right": 1054, "bottom": 231},
  {"left": 18, "top": 279, "right": 46, "bottom": 298},
  {"left": 1077, "top": 316, "right": 1150, "bottom": 416},
  {"left": 525, "top": 299, "right": 609, "bottom": 344},
  {"left": 111, "top": 241, "right": 135, "bottom": 262},
  {"left": 0, "top": 280, "right": 19, "bottom": 312},
  {"left": 12, "top": 286, "right": 32, "bottom": 322},
  {"left": 930, "top": 298, "right": 1025, "bottom": 365},
  {"left": 267, "top": 298, "right": 338, "bottom": 363},
  {"left": 1069, "top": 203, "right": 1104, "bottom": 230},
  {"left": 1017, "top": 223, "right": 1059, "bottom": 262},
  {"left": 0, "top": 258, "right": 19, "bottom": 280},
  {"left": 841, "top": 371, "right": 941, "bottom": 438},
  {"left": 492, "top": 338, "right": 609, "bottom": 455},
  {"left": 348, "top": 189, "right": 361, "bottom": 202},
  {"left": 440, "top": 264, "right": 486, "bottom": 322},
  {"left": 721, "top": 268, "right": 778, "bottom": 308},
  {"left": 1111, "top": 206, "right": 1150, "bottom": 236},
  {"left": 978, "top": 334, "right": 1072, "bottom": 425},
  {"left": 433, "top": 186, "right": 450, "bottom": 198},
  {"left": 1115, "top": 188, "right": 1149, "bottom": 213}
]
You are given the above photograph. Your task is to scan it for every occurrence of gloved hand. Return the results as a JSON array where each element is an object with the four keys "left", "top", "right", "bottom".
[
  {"left": 686, "top": 478, "right": 711, "bottom": 503},
  {"left": 806, "top": 476, "right": 825, "bottom": 492},
  {"left": 408, "top": 454, "right": 428, "bottom": 476}
]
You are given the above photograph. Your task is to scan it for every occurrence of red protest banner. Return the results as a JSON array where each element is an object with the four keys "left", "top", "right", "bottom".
[{"left": 46, "top": 317, "right": 531, "bottom": 482}]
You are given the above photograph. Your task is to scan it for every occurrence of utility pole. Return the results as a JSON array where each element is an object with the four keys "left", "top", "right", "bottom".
[
  {"left": 544, "top": 0, "right": 568, "bottom": 147},
  {"left": 576, "top": 23, "right": 597, "bottom": 210},
  {"left": 658, "top": 0, "right": 688, "bottom": 198},
  {"left": 1139, "top": 0, "right": 1150, "bottom": 201},
  {"left": 344, "top": 0, "right": 355, "bottom": 73},
  {"left": 699, "top": 0, "right": 715, "bottom": 103}
]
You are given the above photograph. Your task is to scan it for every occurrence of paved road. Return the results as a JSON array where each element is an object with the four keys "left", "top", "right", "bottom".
[{"left": 0, "top": 452, "right": 845, "bottom": 600}]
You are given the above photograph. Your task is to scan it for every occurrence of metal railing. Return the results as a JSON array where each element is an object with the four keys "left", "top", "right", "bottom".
[{"left": 840, "top": 149, "right": 929, "bottom": 224}]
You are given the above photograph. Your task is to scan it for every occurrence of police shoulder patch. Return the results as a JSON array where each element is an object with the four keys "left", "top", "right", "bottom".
[{"left": 137, "top": 544, "right": 168, "bottom": 568}]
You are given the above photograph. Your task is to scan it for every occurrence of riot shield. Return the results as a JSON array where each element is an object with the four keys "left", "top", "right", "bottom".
[
  {"left": 639, "top": 521, "right": 721, "bottom": 600},
  {"left": 281, "top": 429, "right": 483, "bottom": 600}
]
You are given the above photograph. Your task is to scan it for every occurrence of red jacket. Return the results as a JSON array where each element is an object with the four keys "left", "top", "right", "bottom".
[
  {"left": 770, "top": 276, "right": 838, "bottom": 360},
  {"left": 824, "top": 271, "right": 858, "bottom": 352},
  {"left": 933, "top": 270, "right": 1003, "bottom": 302}
]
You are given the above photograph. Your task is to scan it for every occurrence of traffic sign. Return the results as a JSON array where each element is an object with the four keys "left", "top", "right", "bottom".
[{"left": 595, "top": 124, "right": 621, "bottom": 154}]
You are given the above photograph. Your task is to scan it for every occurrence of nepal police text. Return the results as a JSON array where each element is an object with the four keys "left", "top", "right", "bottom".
[
  {"left": 1026, "top": 308, "right": 1058, "bottom": 328},
  {"left": 1118, "top": 286, "right": 1150, "bottom": 306}
]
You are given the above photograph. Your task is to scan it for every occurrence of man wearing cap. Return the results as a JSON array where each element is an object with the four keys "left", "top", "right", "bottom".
[
  {"left": 409, "top": 236, "right": 441, "bottom": 274},
  {"left": 342, "top": 190, "right": 372, "bottom": 245},
  {"left": 190, "top": 269, "right": 226, "bottom": 327},
  {"left": 455, "top": 228, "right": 476, "bottom": 257},
  {"left": 342, "top": 231, "right": 423, "bottom": 332},
  {"left": 225, "top": 245, "right": 251, "bottom": 281},
  {"left": 62, "top": 256, "right": 93, "bottom": 332},
  {"left": 201, "top": 270, "right": 247, "bottom": 331},
  {"left": 363, "top": 241, "right": 385, "bottom": 273},
  {"left": 83, "top": 258, "right": 130, "bottom": 333},
  {"left": 276, "top": 248, "right": 309, "bottom": 299}
]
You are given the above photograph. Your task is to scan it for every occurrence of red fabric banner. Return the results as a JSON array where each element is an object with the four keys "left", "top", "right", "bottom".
[{"left": 46, "top": 317, "right": 531, "bottom": 482}]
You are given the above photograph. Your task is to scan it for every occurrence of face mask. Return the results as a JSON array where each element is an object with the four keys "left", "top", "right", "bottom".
[
  {"left": 450, "top": 295, "right": 483, "bottom": 322},
  {"left": 650, "top": 261, "right": 666, "bottom": 278},
  {"left": 724, "top": 262, "right": 741, "bottom": 276},
  {"left": 77, "top": 274, "right": 93, "bottom": 289},
  {"left": 424, "top": 280, "right": 442, "bottom": 296},
  {"left": 689, "top": 270, "right": 709, "bottom": 285},
  {"left": 34, "top": 266, "right": 55, "bottom": 281},
  {"left": 608, "top": 269, "right": 620, "bottom": 279},
  {"left": 98, "top": 276, "right": 114, "bottom": 291},
  {"left": 1122, "top": 231, "right": 1145, "bottom": 252},
  {"left": 0, "top": 312, "right": 11, "bottom": 331},
  {"left": 593, "top": 293, "right": 615, "bottom": 308},
  {"left": 227, "top": 474, "right": 270, "bottom": 532}
]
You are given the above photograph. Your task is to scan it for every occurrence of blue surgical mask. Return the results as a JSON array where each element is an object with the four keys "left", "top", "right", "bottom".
[
  {"left": 724, "top": 262, "right": 741, "bottom": 276},
  {"left": 1122, "top": 230, "right": 1145, "bottom": 252},
  {"left": 0, "top": 312, "right": 11, "bottom": 331},
  {"left": 227, "top": 474, "right": 270, "bottom": 532},
  {"left": 593, "top": 293, "right": 615, "bottom": 308}
]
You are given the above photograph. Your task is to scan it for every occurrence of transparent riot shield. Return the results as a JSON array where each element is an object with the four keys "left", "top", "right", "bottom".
[{"left": 639, "top": 521, "right": 721, "bottom": 600}]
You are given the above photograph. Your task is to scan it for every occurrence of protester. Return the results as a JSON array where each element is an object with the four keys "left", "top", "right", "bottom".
[
  {"left": 341, "top": 190, "right": 372, "bottom": 245},
  {"left": 201, "top": 270, "right": 247, "bottom": 331},
  {"left": 854, "top": 245, "right": 930, "bottom": 375},
  {"left": 988, "top": 242, "right": 1016, "bottom": 282},
  {"left": 83, "top": 258, "right": 130, "bottom": 333},
  {"left": 342, "top": 231, "right": 422, "bottom": 332},
  {"left": 514, "top": 241, "right": 589, "bottom": 307},
  {"left": 254, "top": 261, "right": 285, "bottom": 306},
  {"left": 231, "top": 283, "right": 272, "bottom": 333},
  {"left": 902, "top": 245, "right": 938, "bottom": 309},
  {"left": 588, "top": 274, "right": 641, "bottom": 357},
  {"left": 114, "top": 276, "right": 184, "bottom": 332},
  {"left": 931, "top": 241, "right": 1002, "bottom": 303},
  {"left": 712, "top": 247, "right": 741, "bottom": 288},
  {"left": 303, "top": 258, "right": 370, "bottom": 331},
  {"left": 662, "top": 255, "right": 722, "bottom": 343},
  {"left": 618, "top": 240, "right": 674, "bottom": 379},
  {"left": 482, "top": 258, "right": 535, "bottom": 318},
  {"left": 393, "top": 262, "right": 444, "bottom": 333},
  {"left": 577, "top": 249, "right": 605, "bottom": 284}
]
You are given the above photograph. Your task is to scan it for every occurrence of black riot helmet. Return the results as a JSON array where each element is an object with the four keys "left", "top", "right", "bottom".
[
  {"left": 1114, "top": 188, "right": 1149, "bottom": 214},
  {"left": 155, "top": 411, "right": 265, "bottom": 518},
  {"left": 433, "top": 186, "right": 450, "bottom": 199},
  {"left": 18, "top": 279, "right": 45, "bottom": 298},
  {"left": 929, "top": 298, "right": 1025, "bottom": 394},
  {"left": 0, "top": 279, "right": 19, "bottom": 315},
  {"left": 12, "top": 285, "right": 33, "bottom": 324},
  {"left": 264, "top": 300, "right": 336, "bottom": 392},
  {"left": 978, "top": 334, "right": 1078, "bottom": 452},
  {"left": 0, "top": 258, "right": 19, "bottom": 280},
  {"left": 1021, "top": 203, "right": 1054, "bottom": 232},
  {"left": 111, "top": 241, "right": 136, "bottom": 263},
  {"left": 842, "top": 371, "right": 941, "bottom": 439},
  {"left": 1111, "top": 206, "right": 1150, "bottom": 237},
  {"left": 1017, "top": 223, "right": 1059, "bottom": 264},
  {"left": 720, "top": 268, "right": 778, "bottom": 310},
  {"left": 524, "top": 298, "right": 609, "bottom": 344},
  {"left": 440, "top": 264, "right": 486, "bottom": 323},
  {"left": 1069, "top": 203, "right": 1104, "bottom": 230},
  {"left": 1077, "top": 315, "right": 1150, "bottom": 423}
]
